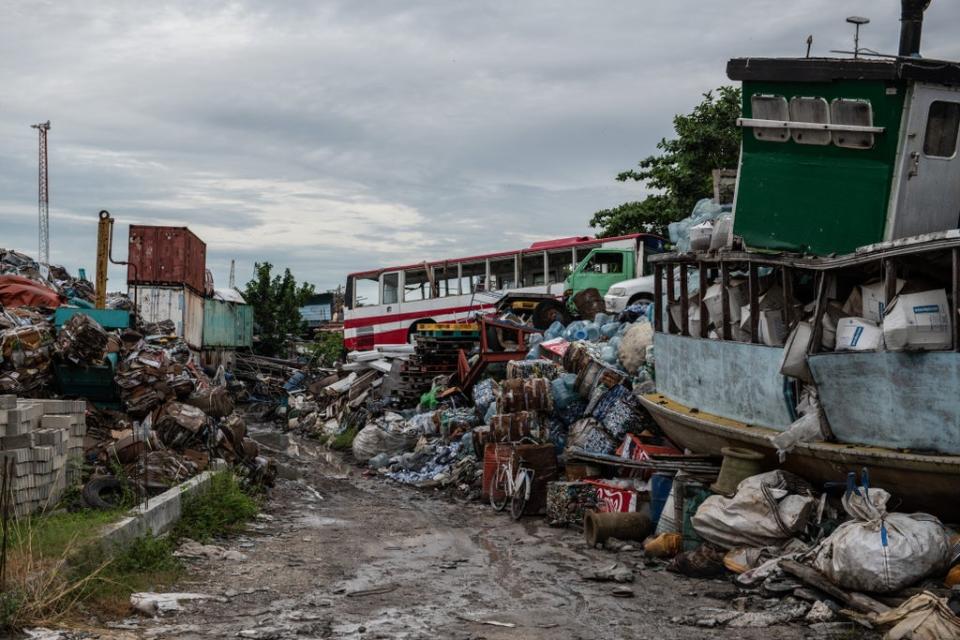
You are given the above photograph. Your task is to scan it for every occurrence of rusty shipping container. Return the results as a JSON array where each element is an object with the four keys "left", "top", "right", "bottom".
[
  {"left": 127, "top": 225, "right": 207, "bottom": 294},
  {"left": 133, "top": 285, "right": 204, "bottom": 349}
]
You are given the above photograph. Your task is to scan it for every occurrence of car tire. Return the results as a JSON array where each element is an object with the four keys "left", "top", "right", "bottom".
[
  {"left": 82, "top": 476, "right": 124, "bottom": 510},
  {"left": 532, "top": 300, "right": 570, "bottom": 330}
]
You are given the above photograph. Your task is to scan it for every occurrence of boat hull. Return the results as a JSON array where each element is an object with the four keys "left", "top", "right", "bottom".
[{"left": 639, "top": 393, "right": 960, "bottom": 522}]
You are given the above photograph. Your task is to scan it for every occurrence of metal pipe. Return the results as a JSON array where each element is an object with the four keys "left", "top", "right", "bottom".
[{"left": 899, "top": 0, "right": 931, "bottom": 58}]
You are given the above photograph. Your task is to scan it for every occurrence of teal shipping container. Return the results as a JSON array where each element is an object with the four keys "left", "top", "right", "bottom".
[{"left": 202, "top": 290, "right": 253, "bottom": 348}]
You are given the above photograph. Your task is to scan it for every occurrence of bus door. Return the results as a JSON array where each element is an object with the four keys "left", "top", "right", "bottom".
[{"left": 379, "top": 270, "right": 404, "bottom": 343}]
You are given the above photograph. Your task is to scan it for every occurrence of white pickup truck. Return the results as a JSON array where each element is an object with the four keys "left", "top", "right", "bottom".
[{"left": 603, "top": 275, "right": 657, "bottom": 313}]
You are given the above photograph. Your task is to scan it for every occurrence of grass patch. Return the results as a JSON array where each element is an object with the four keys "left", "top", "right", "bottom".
[
  {"left": 172, "top": 470, "right": 258, "bottom": 543},
  {"left": 329, "top": 425, "right": 358, "bottom": 450},
  {"left": 0, "top": 470, "right": 259, "bottom": 632}
]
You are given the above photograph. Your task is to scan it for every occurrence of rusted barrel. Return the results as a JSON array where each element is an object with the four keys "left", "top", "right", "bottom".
[
  {"left": 584, "top": 511, "right": 653, "bottom": 547},
  {"left": 497, "top": 378, "right": 553, "bottom": 413},
  {"left": 490, "top": 411, "right": 543, "bottom": 442}
]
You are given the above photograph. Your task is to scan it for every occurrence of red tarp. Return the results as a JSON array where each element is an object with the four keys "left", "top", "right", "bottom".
[{"left": 0, "top": 275, "right": 63, "bottom": 308}]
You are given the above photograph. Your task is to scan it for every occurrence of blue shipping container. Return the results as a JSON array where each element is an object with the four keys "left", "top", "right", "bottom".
[{"left": 202, "top": 298, "right": 253, "bottom": 348}]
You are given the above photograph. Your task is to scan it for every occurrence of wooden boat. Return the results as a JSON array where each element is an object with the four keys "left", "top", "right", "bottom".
[{"left": 639, "top": 391, "right": 960, "bottom": 521}]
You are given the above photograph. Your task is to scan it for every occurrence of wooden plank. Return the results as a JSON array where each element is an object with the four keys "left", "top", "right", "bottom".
[
  {"left": 808, "top": 273, "right": 829, "bottom": 355},
  {"left": 654, "top": 263, "right": 663, "bottom": 333},
  {"left": 720, "top": 261, "right": 732, "bottom": 341},
  {"left": 679, "top": 264, "right": 689, "bottom": 337},
  {"left": 954, "top": 249, "right": 959, "bottom": 352},
  {"left": 780, "top": 560, "right": 890, "bottom": 615},
  {"left": 698, "top": 262, "right": 709, "bottom": 338},
  {"left": 748, "top": 262, "right": 759, "bottom": 344},
  {"left": 782, "top": 267, "right": 794, "bottom": 328},
  {"left": 666, "top": 264, "right": 677, "bottom": 334},
  {"left": 884, "top": 259, "right": 898, "bottom": 314}
]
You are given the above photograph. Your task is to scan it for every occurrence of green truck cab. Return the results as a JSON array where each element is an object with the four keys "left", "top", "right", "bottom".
[{"left": 496, "top": 234, "right": 665, "bottom": 328}]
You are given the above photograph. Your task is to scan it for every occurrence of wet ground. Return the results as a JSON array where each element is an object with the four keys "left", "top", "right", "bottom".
[{"left": 86, "top": 427, "right": 837, "bottom": 639}]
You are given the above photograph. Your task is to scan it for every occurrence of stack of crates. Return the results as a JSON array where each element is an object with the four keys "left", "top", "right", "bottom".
[{"left": 0, "top": 396, "right": 87, "bottom": 515}]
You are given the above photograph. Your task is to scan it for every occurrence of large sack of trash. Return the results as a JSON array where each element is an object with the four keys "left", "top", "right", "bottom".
[
  {"left": 352, "top": 413, "right": 420, "bottom": 463},
  {"left": 691, "top": 470, "right": 816, "bottom": 549},
  {"left": 617, "top": 322, "right": 653, "bottom": 375},
  {"left": 811, "top": 488, "right": 949, "bottom": 594}
]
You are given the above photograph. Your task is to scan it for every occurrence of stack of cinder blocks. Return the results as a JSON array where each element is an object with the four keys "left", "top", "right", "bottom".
[{"left": 0, "top": 395, "right": 87, "bottom": 516}]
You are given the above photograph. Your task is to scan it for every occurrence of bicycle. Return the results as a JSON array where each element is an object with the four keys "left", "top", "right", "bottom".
[{"left": 490, "top": 448, "right": 536, "bottom": 520}]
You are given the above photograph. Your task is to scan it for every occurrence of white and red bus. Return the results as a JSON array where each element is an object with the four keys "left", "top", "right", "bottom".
[{"left": 343, "top": 233, "right": 663, "bottom": 350}]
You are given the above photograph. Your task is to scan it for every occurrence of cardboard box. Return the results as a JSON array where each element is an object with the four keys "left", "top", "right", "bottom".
[
  {"left": 882, "top": 289, "right": 952, "bottom": 351},
  {"left": 860, "top": 279, "right": 905, "bottom": 323},
  {"left": 758, "top": 310, "right": 787, "bottom": 346},
  {"left": 703, "top": 281, "right": 748, "bottom": 327},
  {"left": 836, "top": 317, "right": 883, "bottom": 351},
  {"left": 779, "top": 321, "right": 814, "bottom": 382}
]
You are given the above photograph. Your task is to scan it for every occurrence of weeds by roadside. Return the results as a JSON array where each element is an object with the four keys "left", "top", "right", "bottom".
[
  {"left": 329, "top": 425, "right": 358, "bottom": 450},
  {"left": 0, "top": 470, "right": 260, "bottom": 631}
]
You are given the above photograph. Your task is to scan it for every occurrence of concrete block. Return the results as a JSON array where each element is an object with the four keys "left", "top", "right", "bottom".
[
  {"left": 2, "top": 433, "right": 33, "bottom": 450},
  {"left": 0, "top": 395, "right": 16, "bottom": 409},
  {"left": 32, "top": 446, "right": 53, "bottom": 462},
  {"left": 41, "top": 415, "right": 72, "bottom": 430}
]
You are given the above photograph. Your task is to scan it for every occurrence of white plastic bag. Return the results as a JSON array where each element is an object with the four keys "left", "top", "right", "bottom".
[
  {"left": 352, "top": 413, "right": 419, "bottom": 462},
  {"left": 811, "top": 489, "right": 949, "bottom": 594},
  {"left": 691, "top": 471, "right": 815, "bottom": 549},
  {"left": 617, "top": 322, "right": 653, "bottom": 375}
]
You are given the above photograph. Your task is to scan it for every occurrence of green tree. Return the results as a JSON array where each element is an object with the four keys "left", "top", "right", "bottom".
[
  {"left": 591, "top": 86, "right": 742, "bottom": 237},
  {"left": 244, "top": 263, "right": 315, "bottom": 357}
]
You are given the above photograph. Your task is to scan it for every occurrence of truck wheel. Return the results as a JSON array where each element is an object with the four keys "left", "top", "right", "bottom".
[{"left": 532, "top": 301, "right": 570, "bottom": 330}]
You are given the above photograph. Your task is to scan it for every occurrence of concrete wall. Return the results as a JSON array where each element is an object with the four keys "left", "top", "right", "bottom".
[
  {"left": 654, "top": 333, "right": 793, "bottom": 430},
  {"left": 98, "top": 470, "right": 215, "bottom": 548}
]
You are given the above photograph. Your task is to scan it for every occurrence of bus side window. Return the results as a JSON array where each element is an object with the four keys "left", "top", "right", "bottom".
[{"left": 382, "top": 272, "right": 399, "bottom": 305}]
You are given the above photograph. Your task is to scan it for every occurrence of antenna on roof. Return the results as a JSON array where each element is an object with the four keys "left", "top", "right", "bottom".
[
  {"left": 806, "top": 35, "right": 813, "bottom": 58},
  {"left": 846, "top": 16, "right": 870, "bottom": 59}
]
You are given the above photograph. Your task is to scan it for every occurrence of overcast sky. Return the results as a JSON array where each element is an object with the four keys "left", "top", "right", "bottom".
[{"left": 2, "top": 1, "right": 958, "bottom": 293}]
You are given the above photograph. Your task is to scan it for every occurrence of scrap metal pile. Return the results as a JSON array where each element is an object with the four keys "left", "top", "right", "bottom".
[{"left": 0, "top": 249, "right": 274, "bottom": 504}]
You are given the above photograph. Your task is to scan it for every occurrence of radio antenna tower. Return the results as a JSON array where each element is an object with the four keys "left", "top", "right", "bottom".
[{"left": 31, "top": 120, "right": 51, "bottom": 265}]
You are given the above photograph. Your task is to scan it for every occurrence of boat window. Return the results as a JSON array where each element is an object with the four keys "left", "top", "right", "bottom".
[
  {"left": 831, "top": 99, "right": 874, "bottom": 149},
  {"left": 382, "top": 272, "right": 399, "bottom": 305},
  {"left": 750, "top": 95, "right": 789, "bottom": 142},
  {"left": 923, "top": 101, "right": 960, "bottom": 158},
  {"left": 789, "top": 97, "right": 830, "bottom": 145}
]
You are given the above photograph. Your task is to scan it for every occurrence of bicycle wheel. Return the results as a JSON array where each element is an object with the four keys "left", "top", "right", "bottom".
[
  {"left": 490, "top": 465, "right": 508, "bottom": 512},
  {"left": 509, "top": 472, "right": 529, "bottom": 520}
]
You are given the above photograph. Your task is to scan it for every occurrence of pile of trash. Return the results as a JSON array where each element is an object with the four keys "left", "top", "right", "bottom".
[
  {"left": 0, "top": 248, "right": 97, "bottom": 307},
  {"left": 281, "top": 301, "right": 691, "bottom": 506},
  {"left": 631, "top": 467, "right": 960, "bottom": 635}
]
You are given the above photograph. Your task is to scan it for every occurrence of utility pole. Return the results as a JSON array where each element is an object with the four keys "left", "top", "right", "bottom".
[
  {"left": 229, "top": 259, "right": 236, "bottom": 289},
  {"left": 30, "top": 121, "right": 51, "bottom": 266}
]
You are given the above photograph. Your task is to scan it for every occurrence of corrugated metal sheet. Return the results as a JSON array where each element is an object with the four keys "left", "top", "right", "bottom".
[
  {"left": 202, "top": 298, "right": 253, "bottom": 348},
  {"left": 134, "top": 285, "right": 204, "bottom": 349},
  {"left": 127, "top": 225, "right": 207, "bottom": 294}
]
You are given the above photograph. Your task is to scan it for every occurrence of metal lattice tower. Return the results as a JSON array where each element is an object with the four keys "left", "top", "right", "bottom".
[{"left": 30, "top": 121, "right": 51, "bottom": 265}]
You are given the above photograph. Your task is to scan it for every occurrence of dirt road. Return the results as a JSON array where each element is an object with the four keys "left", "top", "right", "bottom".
[{"left": 93, "top": 430, "right": 819, "bottom": 639}]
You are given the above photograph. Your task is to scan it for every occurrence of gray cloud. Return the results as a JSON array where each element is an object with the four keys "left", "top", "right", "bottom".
[{"left": 1, "top": 0, "right": 957, "bottom": 292}]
